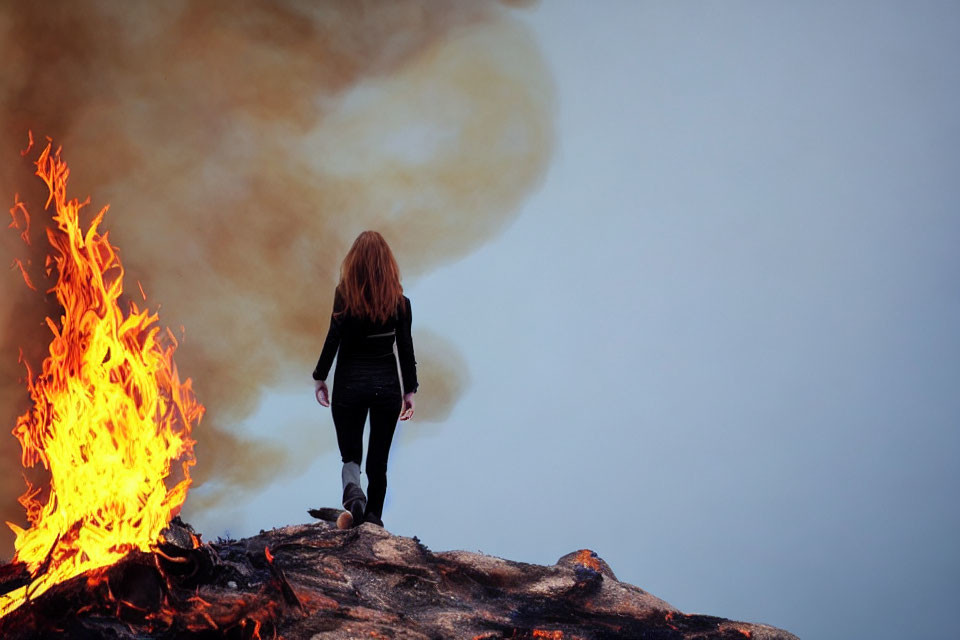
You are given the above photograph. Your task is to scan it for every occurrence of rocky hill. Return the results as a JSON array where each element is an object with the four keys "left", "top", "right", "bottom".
[{"left": 0, "top": 513, "right": 800, "bottom": 639}]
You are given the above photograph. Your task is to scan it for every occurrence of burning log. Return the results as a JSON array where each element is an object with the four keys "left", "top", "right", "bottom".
[
  {"left": 0, "top": 518, "right": 292, "bottom": 639},
  {"left": 0, "top": 518, "right": 800, "bottom": 639}
]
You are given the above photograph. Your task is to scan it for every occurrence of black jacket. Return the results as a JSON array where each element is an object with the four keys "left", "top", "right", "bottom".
[{"left": 312, "top": 290, "right": 419, "bottom": 394}]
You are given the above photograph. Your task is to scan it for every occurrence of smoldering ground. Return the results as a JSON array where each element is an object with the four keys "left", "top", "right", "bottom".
[{"left": 0, "top": 0, "right": 553, "bottom": 556}]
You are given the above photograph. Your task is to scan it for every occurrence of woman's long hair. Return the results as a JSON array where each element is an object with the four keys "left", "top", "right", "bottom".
[{"left": 335, "top": 230, "right": 405, "bottom": 324}]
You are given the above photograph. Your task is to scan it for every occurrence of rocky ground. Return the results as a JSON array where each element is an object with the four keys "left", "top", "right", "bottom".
[{"left": 0, "top": 513, "right": 800, "bottom": 639}]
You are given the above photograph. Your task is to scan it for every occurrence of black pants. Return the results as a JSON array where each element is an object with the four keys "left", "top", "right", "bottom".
[{"left": 331, "top": 354, "right": 403, "bottom": 520}]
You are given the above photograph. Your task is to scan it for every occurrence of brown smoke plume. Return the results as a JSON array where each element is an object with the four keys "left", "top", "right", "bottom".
[{"left": 0, "top": 0, "right": 553, "bottom": 557}]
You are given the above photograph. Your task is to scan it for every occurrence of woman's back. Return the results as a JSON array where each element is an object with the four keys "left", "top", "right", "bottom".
[
  {"left": 336, "top": 290, "right": 405, "bottom": 350},
  {"left": 313, "top": 289, "right": 418, "bottom": 394}
]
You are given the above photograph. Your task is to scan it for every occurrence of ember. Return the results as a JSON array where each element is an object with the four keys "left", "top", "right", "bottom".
[
  {"left": 1, "top": 137, "right": 203, "bottom": 619},
  {"left": 573, "top": 549, "right": 602, "bottom": 573}
]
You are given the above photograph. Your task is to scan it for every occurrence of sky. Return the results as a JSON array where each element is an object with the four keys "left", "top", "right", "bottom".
[
  {"left": 2, "top": 2, "right": 957, "bottom": 640},
  {"left": 187, "top": 4, "right": 960, "bottom": 639}
]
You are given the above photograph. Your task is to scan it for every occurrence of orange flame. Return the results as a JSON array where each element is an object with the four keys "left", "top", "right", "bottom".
[{"left": 0, "top": 138, "right": 203, "bottom": 618}]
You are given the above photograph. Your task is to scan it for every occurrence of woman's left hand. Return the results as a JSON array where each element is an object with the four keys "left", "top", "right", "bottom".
[{"left": 314, "top": 379, "right": 330, "bottom": 407}]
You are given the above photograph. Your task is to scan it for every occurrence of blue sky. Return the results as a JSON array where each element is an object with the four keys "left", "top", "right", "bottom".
[{"left": 183, "top": 3, "right": 960, "bottom": 639}]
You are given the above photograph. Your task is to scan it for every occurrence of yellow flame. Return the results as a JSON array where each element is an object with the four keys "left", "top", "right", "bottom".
[{"left": 0, "top": 138, "right": 203, "bottom": 618}]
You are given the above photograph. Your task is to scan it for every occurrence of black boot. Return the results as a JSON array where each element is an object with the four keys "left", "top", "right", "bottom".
[
  {"left": 363, "top": 505, "right": 384, "bottom": 528},
  {"left": 341, "top": 482, "right": 367, "bottom": 528}
]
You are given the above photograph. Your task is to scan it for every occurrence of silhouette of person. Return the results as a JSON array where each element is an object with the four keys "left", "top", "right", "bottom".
[{"left": 312, "top": 230, "right": 418, "bottom": 529}]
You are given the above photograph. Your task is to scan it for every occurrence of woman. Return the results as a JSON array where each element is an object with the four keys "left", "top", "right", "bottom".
[{"left": 312, "top": 230, "right": 418, "bottom": 530}]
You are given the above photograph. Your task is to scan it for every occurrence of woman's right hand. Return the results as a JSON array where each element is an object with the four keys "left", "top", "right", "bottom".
[
  {"left": 400, "top": 392, "right": 415, "bottom": 421},
  {"left": 315, "top": 379, "right": 330, "bottom": 407}
]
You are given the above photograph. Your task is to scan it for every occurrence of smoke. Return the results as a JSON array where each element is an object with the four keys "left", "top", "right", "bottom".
[{"left": 0, "top": 0, "right": 553, "bottom": 556}]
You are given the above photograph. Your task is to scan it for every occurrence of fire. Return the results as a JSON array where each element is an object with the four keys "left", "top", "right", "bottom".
[{"left": 0, "top": 138, "right": 203, "bottom": 618}]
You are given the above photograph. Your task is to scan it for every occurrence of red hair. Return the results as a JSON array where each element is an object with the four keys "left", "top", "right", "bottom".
[{"left": 335, "top": 230, "right": 405, "bottom": 324}]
